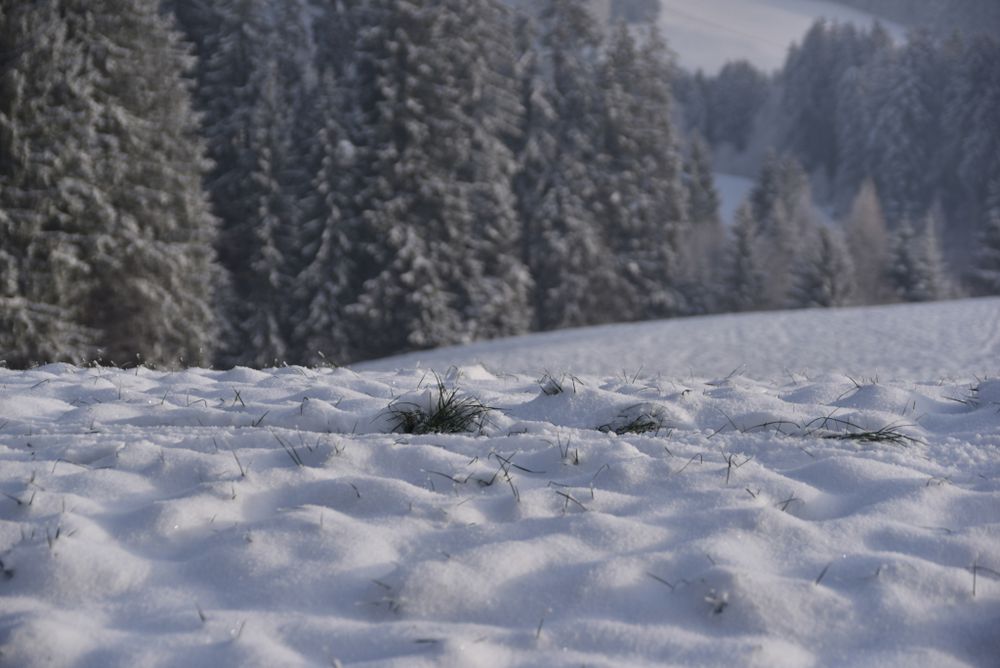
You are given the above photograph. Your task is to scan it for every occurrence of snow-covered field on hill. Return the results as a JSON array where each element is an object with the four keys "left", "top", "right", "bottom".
[
  {"left": 658, "top": 0, "right": 904, "bottom": 72},
  {"left": 361, "top": 297, "right": 1000, "bottom": 381},
  {"left": 2, "top": 300, "right": 999, "bottom": 666}
]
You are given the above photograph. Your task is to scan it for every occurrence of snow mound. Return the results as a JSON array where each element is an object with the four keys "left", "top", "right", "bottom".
[{"left": 0, "top": 360, "right": 997, "bottom": 666}]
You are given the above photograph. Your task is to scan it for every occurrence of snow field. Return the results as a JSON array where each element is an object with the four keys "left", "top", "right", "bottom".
[
  {"left": 657, "top": 0, "right": 904, "bottom": 73},
  {"left": 0, "top": 357, "right": 998, "bottom": 666}
]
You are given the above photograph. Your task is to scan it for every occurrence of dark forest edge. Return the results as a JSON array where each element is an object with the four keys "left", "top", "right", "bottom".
[{"left": 1, "top": 0, "right": 999, "bottom": 370}]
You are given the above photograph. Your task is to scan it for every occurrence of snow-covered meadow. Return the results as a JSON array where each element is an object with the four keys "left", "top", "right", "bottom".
[
  {"left": 657, "top": 0, "right": 904, "bottom": 73},
  {"left": 2, "top": 299, "right": 999, "bottom": 666}
]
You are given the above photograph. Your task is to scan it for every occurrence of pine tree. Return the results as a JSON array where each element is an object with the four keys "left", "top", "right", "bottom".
[
  {"left": 887, "top": 217, "right": 948, "bottom": 302},
  {"left": 707, "top": 60, "right": 769, "bottom": 153},
  {"left": 971, "top": 178, "right": 1000, "bottom": 294},
  {"left": 199, "top": 0, "right": 312, "bottom": 366},
  {"left": 790, "top": 225, "right": 855, "bottom": 308},
  {"left": 0, "top": 1, "right": 98, "bottom": 366},
  {"left": 346, "top": 0, "right": 531, "bottom": 359},
  {"left": 79, "top": 0, "right": 219, "bottom": 366},
  {"left": 721, "top": 203, "right": 767, "bottom": 312},
  {"left": 1, "top": 0, "right": 217, "bottom": 367},
  {"left": 594, "top": 23, "right": 688, "bottom": 321},
  {"left": 291, "top": 70, "right": 356, "bottom": 365},
  {"left": 517, "top": 0, "right": 609, "bottom": 330},
  {"left": 869, "top": 31, "right": 950, "bottom": 225},
  {"left": 745, "top": 152, "right": 813, "bottom": 308},
  {"left": 943, "top": 34, "right": 1000, "bottom": 255},
  {"left": 973, "top": 214, "right": 1000, "bottom": 295}
]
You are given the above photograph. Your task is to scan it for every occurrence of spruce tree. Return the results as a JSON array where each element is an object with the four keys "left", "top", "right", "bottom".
[
  {"left": 523, "top": 0, "right": 609, "bottom": 330},
  {"left": 291, "top": 70, "right": 356, "bottom": 365},
  {"left": 346, "top": 0, "right": 531, "bottom": 359},
  {"left": 595, "top": 23, "right": 688, "bottom": 321},
  {"left": 971, "top": 179, "right": 1000, "bottom": 294},
  {"left": 943, "top": 34, "right": 1000, "bottom": 255},
  {"left": 887, "top": 217, "right": 948, "bottom": 302},
  {"left": 0, "top": 1, "right": 97, "bottom": 366},
  {"left": 721, "top": 203, "right": 767, "bottom": 312},
  {"left": 745, "top": 152, "right": 813, "bottom": 308},
  {"left": 869, "top": 31, "right": 950, "bottom": 225},
  {"left": 1, "top": 0, "right": 217, "bottom": 367},
  {"left": 790, "top": 225, "right": 855, "bottom": 308},
  {"left": 200, "top": 0, "right": 312, "bottom": 366},
  {"left": 80, "top": 0, "right": 219, "bottom": 366}
]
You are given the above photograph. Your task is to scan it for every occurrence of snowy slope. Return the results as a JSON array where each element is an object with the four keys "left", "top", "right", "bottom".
[
  {"left": 714, "top": 171, "right": 755, "bottom": 226},
  {"left": 658, "top": 0, "right": 903, "bottom": 72},
  {"left": 2, "top": 300, "right": 999, "bottom": 666},
  {"left": 359, "top": 297, "right": 1000, "bottom": 381}
]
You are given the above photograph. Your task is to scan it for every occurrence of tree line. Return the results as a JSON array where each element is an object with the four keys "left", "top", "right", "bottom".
[
  {"left": 2, "top": 1, "right": 998, "bottom": 370},
  {"left": 678, "top": 20, "right": 1000, "bottom": 303}
]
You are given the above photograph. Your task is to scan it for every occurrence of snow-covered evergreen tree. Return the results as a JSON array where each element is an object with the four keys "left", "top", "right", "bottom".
[
  {"left": 782, "top": 20, "right": 891, "bottom": 184},
  {"left": 0, "top": 1, "right": 98, "bottom": 366},
  {"left": 790, "top": 225, "right": 855, "bottom": 308},
  {"left": 745, "top": 152, "right": 814, "bottom": 308},
  {"left": 1, "top": 0, "right": 218, "bottom": 367},
  {"left": 971, "top": 179, "right": 1000, "bottom": 295},
  {"left": 869, "top": 31, "right": 951, "bottom": 225},
  {"left": 519, "top": 0, "right": 609, "bottom": 330},
  {"left": 721, "top": 203, "right": 767, "bottom": 312},
  {"left": 198, "top": 0, "right": 313, "bottom": 366},
  {"left": 676, "top": 133, "right": 724, "bottom": 314},
  {"left": 594, "top": 23, "right": 688, "bottom": 321},
  {"left": 943, "top": 34, "right": 1000, "bottom": 256},
  {"left": 346, "top": 0, "right": 531, "bottom": 359},
  {"left": 80, "top": 0, "right": 219, "bottom": 366},
  {"left": 888, "top": 216, "right": 949, "bottom": 302},
  {"left": 290, "top": 70, "right": 356, "bottom": 366}
]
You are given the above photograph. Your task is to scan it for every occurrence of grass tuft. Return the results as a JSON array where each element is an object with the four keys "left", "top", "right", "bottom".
[
  {"left": 598, "top": 403, "right": 670, "bottom": 436},
  {"left": 386, "top": 376, "right": 493, "bottom": 435}
]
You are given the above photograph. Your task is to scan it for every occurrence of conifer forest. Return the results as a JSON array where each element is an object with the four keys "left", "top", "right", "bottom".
[{"left": 2, "top": 0, "right": 999, "bottom": 369}]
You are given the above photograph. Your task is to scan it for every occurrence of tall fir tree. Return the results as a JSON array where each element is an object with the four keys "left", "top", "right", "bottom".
[
  {"left": 521, "top": 0, "right": 609, "bottom": 330},
  {"left": 199, "top": 0, "right": 312, "bottom": 365},
  {"left": 868, "top": 31, "right": 951, "bottom": 225},
  {"left": 291, "top": 70, "right": 356, "bottom": 365},
  {"left": 971, "top": 178, "right": 1000, "bottom": 294},
  {"left": 1, "top": 0, "right": 218, "bottom": 367},
  {"left": 790, "top": 225, "right": 855, "bottom": 308},
  {"left": 943, "top": 34, "right": 1000, "bottom": 256},
  {"left": 721, "top": 203, "right": 767, "bottom": 312},
  {"left": 345, "top": 0, "right": 531, "bottom": 360},
  {"left": 745, "top": 152, "right": 814, "bottom": 308},
  {"left": 0, "top": 1, "right": 97, "bottom": 366},
  {"left": 887, "top": 216, "right": 949, "bottom": 302},
  {"left": 678, "top": 133, "right": 723, "bottom": 314},
  {"left": 595, "top": 23, "right": 688, "bottom": 321},
  {"left": 81, "top": 0, "right": 219, "bottom": 366}
]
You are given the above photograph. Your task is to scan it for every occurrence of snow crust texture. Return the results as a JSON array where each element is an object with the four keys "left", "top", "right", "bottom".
[{"left": 1, "top": 359, "right": 998, "bottom": 666}]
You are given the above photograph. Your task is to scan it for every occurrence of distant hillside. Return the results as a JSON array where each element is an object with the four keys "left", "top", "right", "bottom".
[{"left": 829, "top": 0, "right": 1000, "bottom": 34}]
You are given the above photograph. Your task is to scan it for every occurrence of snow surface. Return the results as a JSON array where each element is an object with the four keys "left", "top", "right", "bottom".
[
  {"left": 2, "top": 300, "right": 1000, "bottom": 666},
  {"left": 360, "top": 297, "right": 1000, "bottom": 381},
  {"left": 714, "top": 172, "right": 755, "bottom": 227},
  {"left": 658, "top": 0, "right": 904, "bottom": 73}
]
